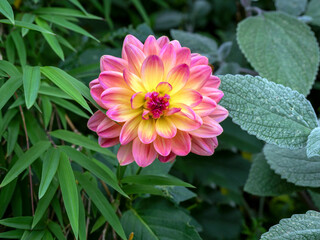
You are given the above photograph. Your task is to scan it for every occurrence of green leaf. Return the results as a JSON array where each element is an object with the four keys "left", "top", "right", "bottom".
[
  {"left": 0, "top": 60, "right": 21, "bottom": 77},
  {"left": 78, "top": 189, "right": 86, "bottom": 240},
  {"left": 42, "top": 231, "right": 54, "bottom": 240},
  {"left": 68, "top": 0, "right": 88, "bottom": 15},
  {"left": 32, "top": 180, "right": 58, "bottom": 228},
  {"left": 38, "top": 84, "right": 71, "bottom": 99},
  {"left": 11, "top": 31, "right": 27, "bottom": 66},
  {"left": 0, "top": 109, "right": 18, "bottom": 140},
  {"left": 50, "top": 97, "right": 89, "bottom": 119},
  {"left": 0, "top": 20, "right": 54, "bottom": 35},
  {"left": 261, "top": 210, "right": 320, "bottom": 239},
  {"left": 47, "top": 221, "right": 65, "bottom": 240},
  {"left": 40, "top": 66, "right": 92, "bottom": 113},
  {"left": 131, "top": 0, "right": 150, "bottom": 25},
  {"left": 57, "top": 152, "right": 79, "bottom": 238},
  {"left": 121, "top": 175, "right": 194, "bottom": 188},
  {"left": 56, "top": 35, "right": 76, "bottom": 52},
  {"left": 75, "top": 172, "right": 127, "bottom": 240},
  {"left": 219, "top": 75, "right": 319, "bottom": 149},
  {"left": 21, "top": 13, "right": 35, "bottom": 37},
  {"left": 22, "top": 230, "right": 45, "bottom": 240},
  {"left": 307, "top": 127, "right": 320, "bottom": 158},
  {"left": 0, "top": 217, "right": 32, "bottom": 229},
  {"left": 0, "top": 230, "right": 24, "bottom": 239},
  {"left": 0, "top": 141, "right": 51, "bottom": 187},
  {"left": 5, "top": 35, "right": 15, "bottom": 63},
  {"left": 244, "top": 153, "right": 300, "bottom": 196},
  {"left": 50, "top": 130, "right": 116, "bottom": 159},
  {"left": 40, "top": 15, "right": 99, "bottom": 42},
  {"left": 34, "top": 7, "right": 101, "bottom": 20},
  {"left": 264, "top": 144, "right": 320, "bottom": 187},
  {"left": 41, "top": 96, "right": 52, "bottom": 129},
  {"left": 0, "top": 179, "right": 17, "bottom": 218},
  {"left": 275, "top": 0, "right": 307, "bottom": 16},
  {"left": 59, "top": 146, "right": 127, "bottom": 197},
  {"left": 35, "top": 18, "right": 64, "bottom": 61},
  {"left": 0, "top": 75, "right": 22, "bottom": 111},
  {"left": 171, "top": 29, "right": 218, "bottom": 62},
  {"left": 38, "top": 148, "right": 60, "bottom": 198},
  {"left": 237, "top": 12, "right": 320, "bottom": 96},
  {"left": 23, "top": 66, "right": 41, "bottom": 109},
  {"left": 121, "top": 198, "right": 201, "bottom": 240},
  {"left": 122, "top": 184, "right": 163, "bottom": 196},
  {"left": 6, "top": 118, "right": 20, "bottom": 155},
  {"left": 306, "top": 0, "right": 320, "bottom": 26},
  {"left": 0, "top": 0, "right": 14, "bottom": 24}
]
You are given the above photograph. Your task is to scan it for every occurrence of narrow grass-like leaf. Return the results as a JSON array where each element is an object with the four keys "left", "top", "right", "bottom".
[
  {"left": 131, "top": 0, "right": 150, "bottom": 25},
  {"left": 39, "top": 84, "right": 71, "bottom": 99},
  {"left": 22, "top": 230, "right": 45, "bottom": 240},
  {"left": 47, "top": 221, "right": 65, "bottom": 240},
  {"left": 103, "top": 0, "right": 113, "bottom": 29},
  {"left": 41, "top": 96, "right": 52, "bottom": 129},
  {"left": 50, "top": 97, "right": 89, "bottom": 119},
  {"left": 121, "top": 175, "right": 195, "bottom": 188},
  {"left": 0, "top": 141, "right": 51, "bottom": 187},
  {"left": 0, "top": 179, "right": 17, "bottom": 218},
  {"left": 40, "top": 15, "right": 99, "bottom": 42},
  {"left": 122, "top": 184, "right": 163, "bottom": 196},
  {"left": 11, "top": 31, "right": 27, "bottom": 66},
  {"left": 0, "top": 0, "right": 14, "bottom": 24},
  {"left": 6, "top": 118, "right": 19, "bottom": 155},
  {"left": 220, "top": 75, "right": 319, "bottom": 149},
  {"left": 40, "top": 66, "right": 92, "bottom": 113},
  {"left": 43, "top": 231, "right": 54, "bottom": 240},
  {"left": 23, "top": 66, "right": 41, "bottom": 109},
  {"left": 68, "top": 0, "right": 88, "bottom": 14},
  {"left": 0, "top": 60, "right": 21, "bottom": 77},
  {"left": 21, "top": 13, "right": 35, "bottom": 37},
  {"left": 5, "top": 35, "right": 15, "bottom": 63},
  {"left": 0, "top": 20, "right": 54, "bottom": 34},
  {"left": 50, "top": 196, "right": 64, "bottom": 227},
  {"left": 59, "top": 146, "right": 127, "bottom": 197},
  {"left": 78, "top": 188, "right": 86, "bottom": 240},
  {"left": 0, "top": 109, "right": 18, "bottom": 140},
  {"left": 35, "top": 7, "right": 101, "bottom": 20},
  {"left": 75, "top": 172, "right": 127, "bottom": 240},
  {"left": 0, "top": 75, "right": 22, "bottom": 111},
  {"left": 0, "top": 217, "right": 32, "bottom": 229},
  {"left": 35, "top": 18, "right": 64, "bottom": 61},
  {"left": 38, "top": 148, "right": 60, "bottom": 198},
  {"left": 51, "top": 130, "right": 116, "bottom": 159},
  {"left": 57, "top": 152, "right": 79, "bottom": 238},
  {"left": 32, "top": 180, "right": 58, "bottom": 228},
  {"left": 0, "top": 230, "right": 24, "bottom": 239},
  {"left": 57, "top": 35, "right": 76, "bottom": 52}
]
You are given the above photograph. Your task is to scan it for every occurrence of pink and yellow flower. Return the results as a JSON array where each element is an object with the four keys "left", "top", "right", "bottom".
[{"left": 88, "top": 35, "right": 228, "bottom": 167}]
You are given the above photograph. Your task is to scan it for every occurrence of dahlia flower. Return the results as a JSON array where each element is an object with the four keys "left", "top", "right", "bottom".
[{"left": 88, "top": 35, "right": 228, "bottom": 167}]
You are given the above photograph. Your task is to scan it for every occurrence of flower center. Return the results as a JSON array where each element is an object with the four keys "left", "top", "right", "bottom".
[{"left": 144, "top": 91, "right": 170, "bottom": 119}]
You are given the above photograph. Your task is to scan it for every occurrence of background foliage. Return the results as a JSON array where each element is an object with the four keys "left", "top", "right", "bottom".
[{"left": 0, "top": 0, "right": 320, "bottom": 239}]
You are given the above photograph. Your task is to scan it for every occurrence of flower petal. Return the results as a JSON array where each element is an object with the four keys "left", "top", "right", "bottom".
[
  {"left": 166, "top": 64, "right": 189, "bottom": 95},
  {"left": 87, "top": 111, "right": 106, "bottom": 132},
  {"left": 132, "top": 138, "right": 157, "bottom": 167},
  {"left": 189, "top": 117, "right": 223, "bottom": 138},
  {"left": 107, "top": 105, "right": 141, "bottom": 122},
  {"left": 141, "top": 55, "right": 164, "bottom": 92},
  {"left": 89, "top": 79, "right": 99, "bottom": 88},
  {"left": 169, "top": 111, "right": 202, "bottom": 131},
  {"left": 209, "top": 105, "right": 228, "bottom": 123},
  {"left": 171, "top": 131, "right": 191, "bottom": 156},
  {"left": 159, "top": 43, "right": 176, "bottom": 76},
  {"left": 175, "top": 47, "right": 191, "bottom": 66},
  {"left": 171, "top": 89, "right": 203, "bottom": 107},
  {"left": 155, "top": 117, "right": 177, "bottom": 138},
  {"left": 98, "top": 137, "right": 120, "bottom": 148},
  {"left": 122, "top": 35, "right": 144, "bottom": 60},
  {"left": 203, "top": 75, "right": 221, "bottom": 88},
  {"left": 99, "top": 71, "right": 126, "bottom": 89},
  {"left": 123, "top": 69, "right": 145, "bottom": 92},
  {"left": 165, "top": 107, "right": 181, "bottom": 116},
  {"left": 100, "top": 55, "right": 128, "bottom": 72},
  {"left": 119, "top": 117, "right": 140, "bottom": 144},
  {"left": 153, "top": 136, "right": 172, "bottom": 156},
  {"left": 156, "top": 82, "right": 172, "bottom": 94},
  {"left": 117, "top": 142, "right": 135, "bottom": 166},
  {"left": 157, "top": 36, "right": 170, "bottom": 48},
  {"left": 193, "top": 96, "right": 217, "bottom": 117},
  {"left": 143, "top": 35, "right": 160, "bottom": 56},
  {"left": 191, "top": 136, "right": 217, "bottom": 156},
  {"left": 90, "top": 84, "right": 105, "bottom": 108},
  {"left": 205, "top": 88, "right": 224, "bottom": 103},
  {"left": 138, "top": 118, "right": 157, "bottom": 144},
  {"left": 124, "top": 43, "right": 146, "bottom": 76},
  {"left": 101, "top": 87, "right": 133, "bottom": 109},
  {"left": 190, "top": 55, "right": 209, "bottom": 67},
  {"left": 96, "top": 118, "right": 121, "bottom": 138},
  {"left": 185, "top": 65, "right": 212, "bottom": 90},
  {"left": 158, "top": 152, "right": 176, "bottom": 163},
  {"left": 170, "top": 40, "right": 181, "bottom": 50},
  {"left": 131, "top": 92, "right": 145, "bottom": 109}
]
